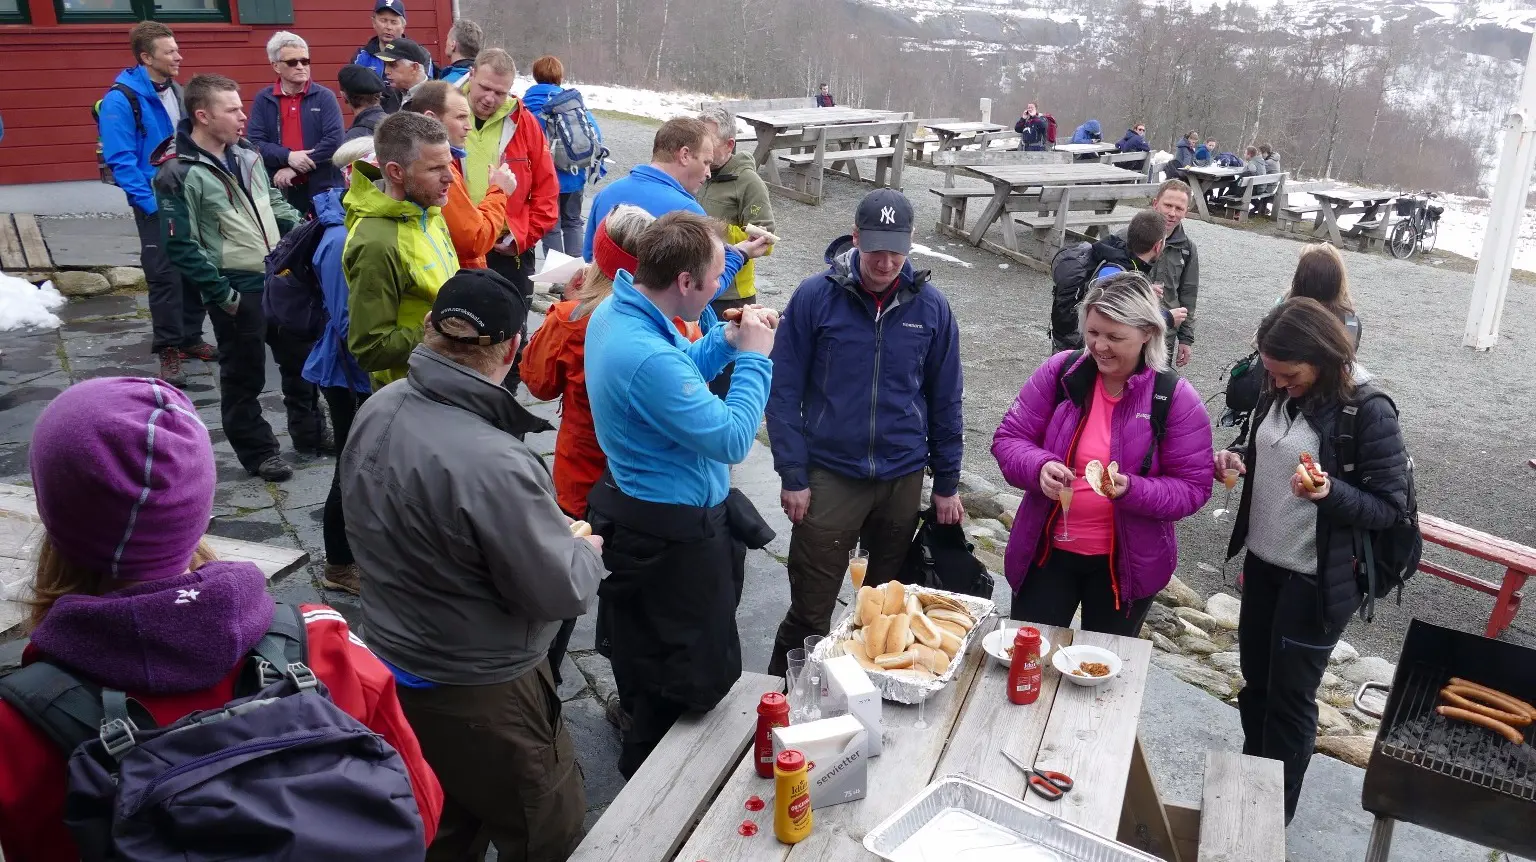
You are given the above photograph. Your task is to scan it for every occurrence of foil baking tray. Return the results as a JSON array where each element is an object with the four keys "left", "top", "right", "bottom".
[
  {"left": 813, "top": 585, "right": 996, "bottom": 704},
  {"left": 863, "top": 775, "right": 1163, "bottom": 862}
]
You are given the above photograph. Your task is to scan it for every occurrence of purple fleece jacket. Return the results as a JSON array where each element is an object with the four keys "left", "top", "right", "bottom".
[{"left": 991, "top": 350, "right": 1214, "bottom": 602}]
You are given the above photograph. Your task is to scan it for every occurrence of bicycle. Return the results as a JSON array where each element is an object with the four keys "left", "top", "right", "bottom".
[{"left": 1387, "top": 192, "right": 1444, "bottom": 260}]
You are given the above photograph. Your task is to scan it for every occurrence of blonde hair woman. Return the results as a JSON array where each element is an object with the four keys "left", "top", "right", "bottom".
[{"left": 992, "top": 273, "right": 1214, "bottom": 634}]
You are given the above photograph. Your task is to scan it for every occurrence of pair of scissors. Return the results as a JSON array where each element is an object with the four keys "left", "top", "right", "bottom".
[{"left": 1001, "top": 748, "right": 1075, "bottom": 802}]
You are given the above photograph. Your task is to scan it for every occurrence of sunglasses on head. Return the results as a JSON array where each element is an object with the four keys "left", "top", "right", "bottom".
[{"left": 282, "top": 57, "right": 311, "bottom": 67}]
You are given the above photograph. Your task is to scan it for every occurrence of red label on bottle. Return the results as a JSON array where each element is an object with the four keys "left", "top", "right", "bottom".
[{"left": 788, "top": 794, "right": 811, "bottom": 820}]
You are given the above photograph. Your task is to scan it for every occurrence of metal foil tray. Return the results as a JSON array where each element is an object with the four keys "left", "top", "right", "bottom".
[
  {"left": 815, "top": 585, "right": 996, "bottom": 704},
  {"left": 863, "top": 775, "right": 1162, "bottom": 862}
]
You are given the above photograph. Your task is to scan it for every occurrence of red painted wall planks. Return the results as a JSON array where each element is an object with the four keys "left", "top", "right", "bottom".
[{"left": 0, "top": 0, "right": 452, "bottom": 185}]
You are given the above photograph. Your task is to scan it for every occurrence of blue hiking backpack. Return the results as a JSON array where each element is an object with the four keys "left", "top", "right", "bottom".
[
  {"left": 0, "top": 604, "right": 426, "bottom": 861},
  {"left": 1215, "top": 152, "right": 1244, "bottom": 168},
  {"left": 263, "top": 216, "right": 330, "bottom": 339},
  {"left": 539, "top": 88, "right": 608, "bottom": 179}
]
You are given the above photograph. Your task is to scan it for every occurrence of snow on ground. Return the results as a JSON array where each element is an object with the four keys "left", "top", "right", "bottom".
[
  {"left": 911, "top": 242, "right": 974, "bottom": 267},
  {"left": 524, "top": 75, "right": 707, "bottom": 123},
  {"left": 0, "top": 273, "right": 65, "bottom": 331}
]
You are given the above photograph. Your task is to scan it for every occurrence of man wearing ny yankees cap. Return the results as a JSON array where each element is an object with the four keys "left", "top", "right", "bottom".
[
  {"left": 342, "top": 267, "right": 603, "bottom": 860},
  {"left": 764, "top": 188, "right": 965, "bottom": 677}
]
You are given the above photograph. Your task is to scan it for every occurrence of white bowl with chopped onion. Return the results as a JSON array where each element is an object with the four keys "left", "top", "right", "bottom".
[
  {"left": 981, "top": 624, "right": 1050, "bottom": 667},
  {"left": 1052, "top": 644, "right": 1122, "bottom": 687}
]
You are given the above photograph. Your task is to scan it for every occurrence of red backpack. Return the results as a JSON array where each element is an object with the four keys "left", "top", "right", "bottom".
[{"left": 1044, "top": 114, "right": 1058, "bottom": 145}]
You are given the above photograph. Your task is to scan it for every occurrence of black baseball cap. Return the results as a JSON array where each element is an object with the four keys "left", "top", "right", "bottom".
[
  {"left": 854, "top": 189, "right": 915, "bottom": 254},
  {"left": 373, "top": 0, "right": 405, "bottom": 16},
  {"left": 375, "top": 37, "right": 430, "bottom": 67},
  {"left": 430, "top": 270, "right": 528, "bottom": 346},
  {"left": 337, "top": 64, "right": 385, "bottom": 97}
]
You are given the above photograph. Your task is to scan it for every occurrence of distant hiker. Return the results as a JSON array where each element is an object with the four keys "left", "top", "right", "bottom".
[
  {"left": 339, "top": 63, "right": 387, "bottom": 142},
  {"left": 352, "top": 0, "right": 429, "bottom": 111},
  {"left": 1051, "top": 210, "right": 1185, "bottom": 352},
  {"left": 1115, "top": 122, "right": 1150, "bottom": 172},
  {"left": 1134, "top": 180, "right": 1200, "bottom": 368},
  {"left": 437, "top": 18, "right": 479, "bottom": 84},
  {"left": 1070, "top": 119, "right": 1102, "bottom": 144},
  {"left": 1016, "top": 102, "right": 1050, "bottom": 151},
  {"left": 100, "top": 22, "right": 211, "bottom": 387},
  {"left": 816, "top": 83, "right": 835, "bottom": 107},
  {"left": 524, "top": 54, "right": 606, "bottom": 257},
  {"left": 376, "top": 36, "right": 432, "bottom": 106},
  {"left": 246, "top": 31, "right": 344, "bottom": 216},
  {"left": 1255, "top": 144, "right": 1283, "bottom": 216}
]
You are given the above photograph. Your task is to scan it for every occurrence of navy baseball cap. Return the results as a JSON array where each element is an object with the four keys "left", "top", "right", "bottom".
[
  {"left": 431, "top": 270, "right": 527, "bottom": 346},
  {"left": 373, "top": 0, "right": 405, "bottom": 16},
  {"left": 855, "top": 189, "right": 914, "bottom": 254}
]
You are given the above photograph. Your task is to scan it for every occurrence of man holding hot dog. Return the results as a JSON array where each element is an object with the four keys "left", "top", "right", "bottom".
[
  {"left": 764, "top": 189, "right": 966, "bottom": 678},
  {"left": 584, "top": 211, "right": 779, "bottom": 778}
]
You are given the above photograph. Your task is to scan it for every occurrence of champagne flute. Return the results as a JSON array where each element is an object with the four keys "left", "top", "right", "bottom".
[
  {"left": 1057, "top": 482, "right": 1075, "bottom": 542},
  {"left": 1213, "top": 468, "right": 1239, "bottom": 521},
  {"left": 848, "top": 545, "right": 869, "bottom": 589}
]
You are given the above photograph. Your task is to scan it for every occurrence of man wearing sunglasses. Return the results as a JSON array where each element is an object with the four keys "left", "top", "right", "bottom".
[
  {"left": 1114, "top": 122, "right": 1151, "bottom": 174},
  {"left": 247, "top": 31, "right": 344, "bottom": 215}
]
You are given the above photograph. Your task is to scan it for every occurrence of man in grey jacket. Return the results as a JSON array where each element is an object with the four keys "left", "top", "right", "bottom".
[
  {"left": 1137, "top": 179, "right": 1200, "bottom": 367},
  {"left": 343, "top": 268, "right": 605, "bottom": 862}
]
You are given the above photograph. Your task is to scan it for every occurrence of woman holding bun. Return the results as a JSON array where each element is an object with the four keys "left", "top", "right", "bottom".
[
  {"left": 992, "top": 273, "right": 1213, "bottom": 635},
  {"left": 1215, "top": 297, "right": 1411, "bottom": 824}
]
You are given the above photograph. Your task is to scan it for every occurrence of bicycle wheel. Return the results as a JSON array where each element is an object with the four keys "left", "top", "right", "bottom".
[
  {"left": 1389, "top": 220, "right": 1417, "bottom": 260},
  {"left": 1422, "top": 219, "right": 1438, "bottom": 254}
]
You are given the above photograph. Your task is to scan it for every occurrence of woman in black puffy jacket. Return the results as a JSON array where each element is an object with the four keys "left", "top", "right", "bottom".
[{"left": 1214, "top": 297, "right": 1412, "bottom": 825}]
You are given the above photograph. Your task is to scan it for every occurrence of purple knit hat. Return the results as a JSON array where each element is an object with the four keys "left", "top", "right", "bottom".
[{"left": 29, "top": 377, "right": 215, "bottom": 581}]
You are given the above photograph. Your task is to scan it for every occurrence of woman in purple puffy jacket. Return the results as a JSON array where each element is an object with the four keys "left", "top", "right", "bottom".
[{"left": 992, "top": 273, "right": 1214, "bottom": 634}]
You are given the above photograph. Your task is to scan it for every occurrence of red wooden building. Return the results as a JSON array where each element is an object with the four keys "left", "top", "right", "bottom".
[{"left": 0, "top": 0, "right": 452, "bottom": 185}]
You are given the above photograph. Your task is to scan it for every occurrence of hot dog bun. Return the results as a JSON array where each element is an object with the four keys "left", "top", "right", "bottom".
[
  {"left": 857, "top": 586, "right": 883, "bottom": 628},
  {"left": 874, "top": 650, "right": 915, "bottom": 670},
  {"left": 867, "top": 615, "right": 892, "bottom": 657},
  {"left": 569, "top": 520, "right": 592, "bottom": 537},
  {"left": 910, "top": 613, "right": 943, "bottom": 648},
  {"left": 938, "top": 629, "right": 964, "bottom": 658},
  {"left": 745, "top": 223, "right": 781, "bottom": 245},
  {"left": 912, "top": 643, "right": 951, "bottom": 675},
  {"left": 935, "top": 619, "right": 969, "bottom": 639},
  {"left": 1297, "top": 453, "right": 1326, "bottom": 491},
  {"left": 886, "top": 613, "right": 912, "bottom": 655},
  {"left": 927, "top": 608, "right": 975, "bottom": 631},
  {"left": 882, "top": 581, "right": 907, "bottom": 615},
  {"left": 844, "top": 637, "right": 882, "bottom": 672}
]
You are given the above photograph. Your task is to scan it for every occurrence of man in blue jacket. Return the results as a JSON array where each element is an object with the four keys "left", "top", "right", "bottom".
[
  {"left": 350, "top": 0, "right": 428, "bottom": 112},
  {"left": 1115, "top": 122, "right": 1151, "bottom": 173},
  {"left": 247, "top": 31, "right": 344, "bottom": 216},
  {"left": 100, "top": 21, "right": 211, "bottom": 387},
  {"left": 764, "top": 189, "right": 965, "bottom": 677},
  {"left": 584, "top": 211, "right": 778, "bottom": 778}
]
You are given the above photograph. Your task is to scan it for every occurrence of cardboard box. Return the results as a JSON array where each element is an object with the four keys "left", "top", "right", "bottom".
[
  {"left": 772, "top": 714, "right": 868, "bottom": 809},
  {"left": 821, "top": 654, "right": 883, "bottom": 757}
]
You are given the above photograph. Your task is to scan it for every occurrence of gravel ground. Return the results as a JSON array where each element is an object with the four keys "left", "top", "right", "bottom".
[{"left": 585, "top": 115, "right": 1536, "bottom": 661}]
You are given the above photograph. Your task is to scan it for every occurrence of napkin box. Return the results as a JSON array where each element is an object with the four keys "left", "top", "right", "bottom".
[
  {"left": 821, "top": 654, "right": 883, "bottom": 757},
  {"left": 772, "top": 714, "right": 868, "bottom": 809}
]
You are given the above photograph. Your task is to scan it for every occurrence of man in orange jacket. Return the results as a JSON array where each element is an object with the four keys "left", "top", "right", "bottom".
[{"left": 401, "top": 79, "right": 511, "bottom": 268}]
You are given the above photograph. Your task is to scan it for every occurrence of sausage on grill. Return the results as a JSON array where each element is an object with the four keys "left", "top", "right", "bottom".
[{"left": 1436, "top": 705, "right": 1526, "bottom": 744}]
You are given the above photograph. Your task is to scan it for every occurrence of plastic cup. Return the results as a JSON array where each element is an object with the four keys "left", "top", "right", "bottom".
[{"left": 848, "top": 548, "right": 869, "bottom": 589}]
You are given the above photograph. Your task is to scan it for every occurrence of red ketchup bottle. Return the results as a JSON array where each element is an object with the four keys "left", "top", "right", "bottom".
[
  {"left": 755, "top": 692, "right": 790, "bottom": 777},
  {"left": 1007, "top": 626, "right": 1044, "bottom": 705}
]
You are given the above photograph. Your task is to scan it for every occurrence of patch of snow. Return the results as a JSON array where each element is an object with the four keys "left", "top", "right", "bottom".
[
  {"left": 910, "top": 242, "right": 974, "bottom": 267},
  {"left": 0, "top": 274, "right": 65, "bottom": 331},
  {"left": 528, "top": 75, "right": 709, "bottom": 123}
]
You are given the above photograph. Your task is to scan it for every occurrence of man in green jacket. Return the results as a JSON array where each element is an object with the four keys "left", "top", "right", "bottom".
[
  {"left": 697, "top": 104, "right": 775, "bottom": 397},
  {"left": 155, "top": 74, "right": 310, "bottom": 482},
  {"left": 342, "top": 110, "right": 459, "bottom": 389}
]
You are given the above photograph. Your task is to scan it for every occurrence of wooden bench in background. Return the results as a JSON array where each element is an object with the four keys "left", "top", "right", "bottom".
[
  {"left": 1417, "top": 513, "right": 1536, "bottom": 639},
  {"left": 1012, "top": 182, "right": 1159, "bottom": 265},
  {"left": 569, "top": 671, "right": 780, "bottom": 862},
  {"left": 772, "top": 116, "right": 916, "bottom": 204},
  {"left": 1210, "top": 172, "right": 1286, "bottom": 223},
  {"left": 0, "top": 213, "right": 53, "bottom": 276},
  {"left": 1276, "top": 179, "right": 1340, "bottom": 232},
  {"left": 1119, "top": 745, "right": 1285, "bottom": 862},
  {"left": 905, "top": 117, "right": 961, "bottom": 163}
]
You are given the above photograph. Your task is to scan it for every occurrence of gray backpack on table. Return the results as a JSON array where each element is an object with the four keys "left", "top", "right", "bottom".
[{"left": 0, "top": 604, "right": 426, "bottom": 861}]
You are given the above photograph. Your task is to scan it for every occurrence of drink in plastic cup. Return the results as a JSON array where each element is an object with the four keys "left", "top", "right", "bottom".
[
  {"left": 848, "top": 548, "right": 869, "bottom": 589},
  {"left": 1222, "top": 468, "right": 1239, "bottom": 490}
]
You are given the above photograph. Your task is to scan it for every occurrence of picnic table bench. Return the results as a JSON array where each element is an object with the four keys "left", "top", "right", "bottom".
[
  {"left": 0, "top": 483, "right": 309, "bottom": 638},
  {"left": 1301, "top": 186, "right": 1405, "bottom": 249},
  {"left": 1209, "top": 172, "right": 1286, "bottom": 223},
  {"left": 1275, "top": 179, "right": 1341, "bottom": 230},
  {"left": 902, "top": 118, "right": 960, "bottom": 162},
  {"left": 0, "top": 213, "right": 54, "bottom": 277},
  {"left": 738, "top": 108, "right": 914, "bottom": 205},
  {"left": 1182, "top": 165, "right": 1246, "bottom": 220},
  {"left": 1417, "top": 512, "right": 1536, "bottom": 639},
  {"left": 1054, "top": 142, "right": 1119, "bottom": 161},
  {"left": 578, "top": 622, "right": 1284, "bottom": 861}
]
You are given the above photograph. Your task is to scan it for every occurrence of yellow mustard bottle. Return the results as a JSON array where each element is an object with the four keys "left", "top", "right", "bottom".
[{"left": 773, "top": 748, "right": 813, "bottom": 844}]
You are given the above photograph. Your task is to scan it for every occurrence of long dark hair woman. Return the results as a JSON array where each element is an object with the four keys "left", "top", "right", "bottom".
[
  {"left": 1288, "top": 243, "right": 1360, "bottom": 349},
  {"left": 1214, "top": 298, "right": 1411, "bottom": 824}
]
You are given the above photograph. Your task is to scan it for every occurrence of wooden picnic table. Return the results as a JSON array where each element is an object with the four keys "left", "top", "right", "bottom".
[
  {"left": 1417, "top": 512, "right": 1536, "bottom": 638},
  {"left": 0, "top": 483, "right": 309, "bottom": 637},
  {"left": 1054, "top": 142, "right": 1119, "bottom": 158},
  {"left": 1183, "top": 165, "right": 1246, "bottom": 219},
  {"left": 737, "top": 108, "right": 913, "bottom": 205},
  {"left": 923, "top": 121, "right": 1006, "bottom": 153},
  {"left": 1306, "top": 186, "right": 1404, "bottom": 248}
]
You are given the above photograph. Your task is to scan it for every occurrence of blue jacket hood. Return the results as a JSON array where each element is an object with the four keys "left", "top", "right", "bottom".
[
  {"left": 115, "top": 65, "right": 160, "bottom": 100},
  {"left": 314, "top": 186, "right": 345, "bottom": 226},
  {"left": 523, "top": 82, "right": 563, "bottom": 115}
]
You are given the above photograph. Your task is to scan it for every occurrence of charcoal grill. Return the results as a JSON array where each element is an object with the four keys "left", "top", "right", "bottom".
[{"left": 1361, "top": 619, "right": 1536, "bottom": 861}]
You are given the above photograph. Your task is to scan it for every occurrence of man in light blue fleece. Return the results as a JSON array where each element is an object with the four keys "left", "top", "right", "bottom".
[{"left": 583, "top": 210, "right": 778, "bottom": 778}]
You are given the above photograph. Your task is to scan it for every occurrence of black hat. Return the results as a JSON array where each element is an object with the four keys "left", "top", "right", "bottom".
[
  {"left": 372, "top": 0, "right": 405, "bottom": 16},
  {"left": 375, "top": 37, "right": 430, "bottom": 67},
  {"left": 337, "top": 64, "right": 385, "bottom": 97},
  {"left": 854, "top": 189, "right": 914, "bottom": 254},
  {"left": 430, "top": 270, "right": 527, "bottom": 346}
]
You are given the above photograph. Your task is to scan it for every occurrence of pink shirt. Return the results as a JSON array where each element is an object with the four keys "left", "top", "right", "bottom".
[{"left": 1053, "top": 378, "right": 1121, "bottom": 555}]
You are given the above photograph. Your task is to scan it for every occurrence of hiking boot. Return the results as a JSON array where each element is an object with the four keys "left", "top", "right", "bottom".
[
  {"left": 180, "top": 341, "right": 218, "bottom": 362},
  {"left": 320, "top": 563, "right": 362, "bottom": 596},
  {"left": 158, "top": 347, "right": 187, "bottom": 388},
  {"left": 253, "top": 455, "right": 293, "bottom": 482},
  {"left": 294, "top": 422, "right": 336, "bottom": 457}
]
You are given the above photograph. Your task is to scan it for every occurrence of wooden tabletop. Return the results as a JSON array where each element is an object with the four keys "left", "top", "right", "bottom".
[
  {"left": 1053, "top": 142, "right": 1119, "bottom": 155},
  {"left": 1, "top": 483, "right": 309, "bottom": 636},
  {"left": 672, "top": 623, "right": 1154, "bottom": 860},
  {"left": 737, "top": 108, "right": 899, "bottom": 130},
  {"left": 926, "top": 121, "right": 1005, "bottom": 135},
  {"left": 1185, "top": 164, "right": 1245, "bottom": 179},
  {"left": 962, "top": 162, "right": 1146, "bottom": 187},
  {"left": 1311, "top": 186, "right": 1402, "bottom": 204}
]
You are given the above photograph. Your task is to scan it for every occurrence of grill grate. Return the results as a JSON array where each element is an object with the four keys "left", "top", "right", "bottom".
[{"left": 1378, "top": 662, "right": 1536, "bottom": 802}]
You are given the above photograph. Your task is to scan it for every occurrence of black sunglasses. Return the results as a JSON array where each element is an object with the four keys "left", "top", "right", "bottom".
[{"left": 282, "top": 58, "right": 311, "bottom": 67}]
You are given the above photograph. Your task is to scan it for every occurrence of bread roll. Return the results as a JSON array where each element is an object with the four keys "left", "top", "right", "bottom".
[
  {"left": 886, "top": 613, "right": 912, "bottom": 656},
  {"left": 874, "top": 650, "right": 915, "bottom": 670},
  {"left": 928, "top": 608, "right": 975, "bottom": 631},
  {"left": 844, "top": 637, "right": 882, "bottom": 672},
  {"left": 935, "top": 619, "right": 969, "bottom": 639},
  {"left": 569, "top": 520, "right": 592, "bottom": 537},
  {"left": 857, "top": 586, "right": 883, "bottom": 628},
  {"left": 912, "top": 643, "right": 951, "bottom": 675},
  {"left": 890, "top": 666, "right": 937, "bottom": 683},
  {"left": 868, "top": 615, "right": 892, "bottom": 656},
  {"left": 905, "top": 593, "right": 921, "bottom": 617},
  {"left": 938, "top": 629, "right": 964, "bottom": 658},
  {"left": 919, "top": 593, "right": 968, "bottom": 615},
  {"left": 910, "top": 613, "right": 943, "bottom": 648},
  {"left": 882, "top": 581, "right": 907, "bottom": 615}
]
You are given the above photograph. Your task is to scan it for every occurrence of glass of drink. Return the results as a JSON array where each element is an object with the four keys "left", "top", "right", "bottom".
[
  {"left": 848, "top": 547, "right": 869, "bottom": 589},
  {"left": 1057, "top": 483, "right": 1074, "bottom": 542},
  {"left": 785, "top": 648, "right": 820, "bottom": 723},
  {"left": 1213, "top": 468, "right": 1239, "bottom": 521}
]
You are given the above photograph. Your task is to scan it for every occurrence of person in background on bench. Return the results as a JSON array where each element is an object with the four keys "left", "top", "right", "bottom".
[
  {"left": 764, "top": 189, "right": 964, "bottom": 677},
  {"left": 1069, "top": 119, "right": 1102, "bottom": 143},
  {"left": 1163, "top": 130, "right": 1198, "bottom": 181},
  {"left": 1215, "top": 298, "right": 1410, "bottom": 824},
  {"left": 343, "top": 271, "right": 604, "bottom": 862},
  {"left": 1115, "top": 122, "right": 1150, "bottom": 173},
  {"left": 1254, "top": 144, "right": 1283, "bottom": 217},
  {"left": 102, "top": 22, "right": 212, "bottom": 388},
  {"left": 584, "top": 212, "right": 778, "bottom": 778},
  {"left": 698, "top": 104, "right": 776, "bottom": 397},
  {"left": 815, "top": 83, "right": 835, "bottom": 107},
  {"left": 0, "top": 377, "right": 442, "bottom": 862},
  {"left": 340, "top": 63, "right": 388, "bottom": 142},
  {"left": 993, "top": 274, "right": 1213, "bottom": 635},
  {"left": 1016, "top": 102, "right": 1049, "bottom": 151}
]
